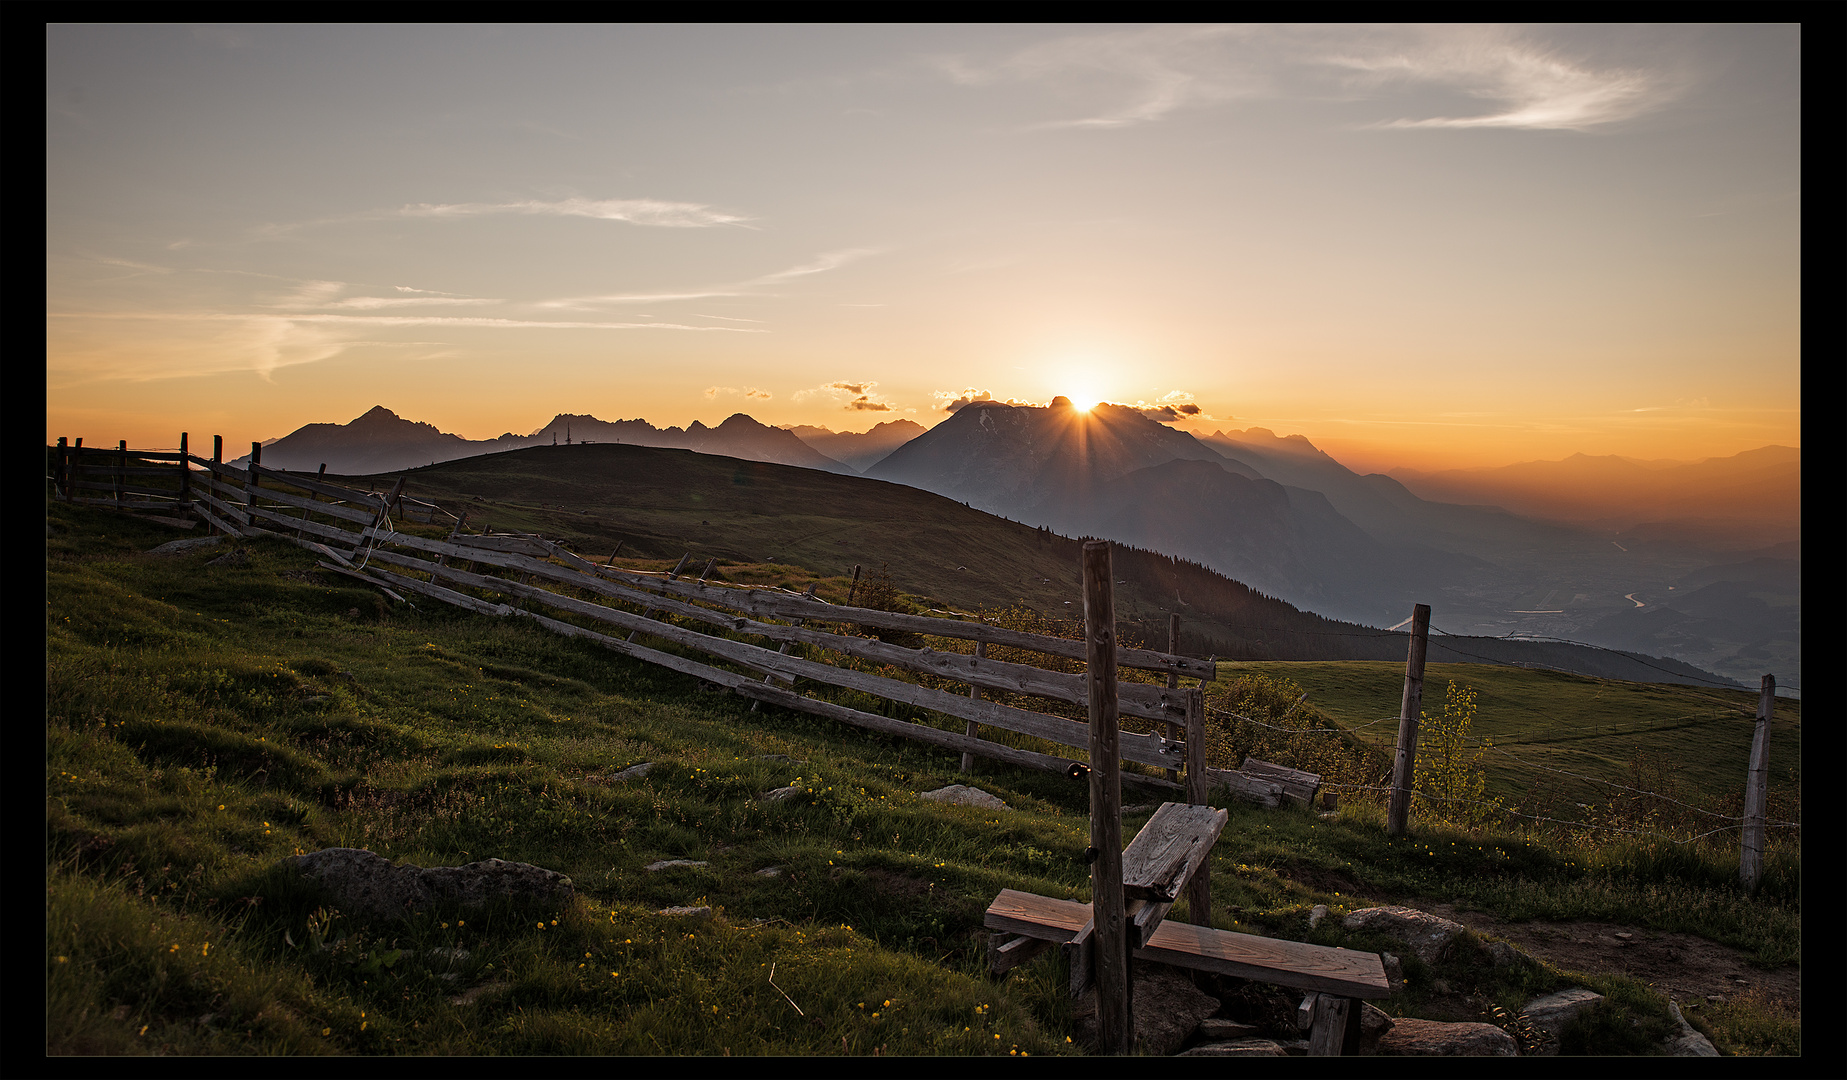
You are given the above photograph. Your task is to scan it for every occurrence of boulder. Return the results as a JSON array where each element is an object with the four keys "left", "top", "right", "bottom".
[
  {"left": 1342, "top": 906, "right": 1467, "bottom": 966},
  {"left": 919, "top": 784, "right": 1009, "bottom": 810},
  {"left": 1521, "top": 988, "right": 1603, "bottom": 1055},
  {"left": 1075, "top": 963, "right": 1221, "bottom": 1055},
  {"left": 1664, "top": 1001, "right": 1720, "bottom": 1057},
  {"left": 1373, "top": 1017, "right": 1519, "bottom": 1056},
  {"left": 1196, "top": 1018, "right": 1262, "bottom": 1041},
  {"left": 1180, "top": 1039, "right": 1288, "bottom": 1056},
  {"left": 644, "top": 859, "right": 708, "bottom": 872},
  {"left": 759, "top": 785, "right": 804, "bottom": 802},
  {"left": 286, "top": 847, "right": 573, "bottom": 923}
]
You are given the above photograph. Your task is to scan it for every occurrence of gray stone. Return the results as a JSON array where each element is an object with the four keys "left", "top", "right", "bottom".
[
  {"left": 1521, "top": 987, "right": 1604, "bottom": 1055},
  {"left": 609, "top": 762, "right": 653, "bottom": 782},
  {"left": 148, "top": 537, "right": 224, "bottom": 555},
  {"left": 286, "top": 847, "right": 573, "bottom": 924},
  {"left": 1487, "top": 939, "right": 1521, "bottom": 969},
  {"left": 1359, "top": 1002, "right": 1396, "bottom": 1052},
  {"left": 1307, "top": 903, "right": 1328, "bottom": 928},
  {"left": 205, "top": 549, "right": 249, "bottom": 567},
  {"left": 1180, "top": 1039, "right": 1288, "bottom": 1056},
  {"left": 760, "top": 785, "right": 804, "bottom": 802},
  {"left": 1074, "top": 963, "right": 1220, "bottom": 1055},
  {"left": 644, "top": 859, "right": 708, "bottom": 872},
  {"left": 1665, "top": 1001, "right": 1720, "bottom": 1057},
  {"left": 1380, "top": 952, "right": 1405, "bottom": 992},
  {"left": 1197, "top": 1018, "right": 1262, "bottom": 1041},
  {"left": 659, "top": 905, "right": 712, "bottom": 918},
  {"left": 754, "top": 866, "right": 783, "bottom": 877},
  {"left": 919, "top": 784, "right": 1009, "bottom": 810},
  {"left": 1342, "top": 906, "right": 1467, "bottom": 966},
  {"left": 1374, "top": 1017, "right": 1519, "bottom": 1056}
]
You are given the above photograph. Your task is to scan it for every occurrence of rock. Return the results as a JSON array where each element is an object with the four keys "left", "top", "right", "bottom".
[
  {"left": 659, "top": 905, "right": 712, "bottom": 918},
  {"left": 148, "top": 537, "right": 223, "bottom": 555},
  {"left": 1180, "top": 1039, "right": 1288, "bottom": 1056},
  {"left": 1373, "top": 1017, "right": 1519, "bottom": 1056},
  {"left": 1197, "top": 1018, "right": 1262, "bottom": 1040},
  {"left": 644, "top": 859, "right": 708, "bottom": 872},
  {"left": 206, "top": 549, "right": 249, "bottom": 567},
  {"left": 1665, "top": 1001, "right": 1720, "bottom": 1057},
  {"left": 760, "top": 785, "right": 804, "bottom": 802},
  {"left": 1487, "top": 940, "right": 1521, "bottom": 969},
  {"left": 1307, "top": 904, "right": 1328, "bottom": 929},
  {"left": 286, "top": 848, "right": 573, "bottom": 924},
  {"left": 919, "top": 784, "right": 1009, "bottom": 810},
  {"left": 1074, "top": 963, "right": 1220, "bottom": 1055},
  {"left": 754, "top": 866, "right": 783, "bottom": 877},
  {"left": 1380, "top": 952, "right": 1405, "bottom": 992},
  {"left": 1358, "top": 1002, "right": 1396, "bottom": 1052},
  {"left": 1521, "top": 988, "right": 1604, "bottom": 1055},
  {"left": 1342, "top": 906, "right": 1467, "bottom": 966},
  {"left": 609, "top": 762, "right": 652, "bottom": 782}
]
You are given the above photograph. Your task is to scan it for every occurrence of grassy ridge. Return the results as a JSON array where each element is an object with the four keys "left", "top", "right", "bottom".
[
  {"left": 45, "top": 498, "right": 1799, "bottom": 1056},
  {"left": 1217, "top": 660, "right": 1801, "bottom": 809}
]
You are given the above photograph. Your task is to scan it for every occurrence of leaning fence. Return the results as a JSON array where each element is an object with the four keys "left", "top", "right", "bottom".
[{"left": 51, "top": 437, "right": 1319, "bottom": 804}]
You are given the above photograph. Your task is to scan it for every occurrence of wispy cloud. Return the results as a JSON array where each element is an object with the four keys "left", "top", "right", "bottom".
[
  {"left": 929, "top": 24, "right": 1680, "bottom": 132},
  {"left": 1326, "top": 27, "right": 1672, "bottom": 131},
  {"left": 705, "top": 385, "right": 773, "bottom": 401},
  {"left": 539, "top": 249, "right": 881, "bottom": 310},
  {"left": 397, "top": 197, "right": 750, "bottom": 228},
  {"left": 934, "top": 25, "right": 1262, "bottom": 129}
]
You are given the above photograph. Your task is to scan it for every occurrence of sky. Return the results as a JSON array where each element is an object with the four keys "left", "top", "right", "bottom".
[{"left": 47, "top": 23, "right": 1800, "bottom": 473}]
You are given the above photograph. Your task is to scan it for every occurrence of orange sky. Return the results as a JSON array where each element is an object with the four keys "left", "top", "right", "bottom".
[{"left": 48, "top": 25, "right": 1800, "bottom": 473}]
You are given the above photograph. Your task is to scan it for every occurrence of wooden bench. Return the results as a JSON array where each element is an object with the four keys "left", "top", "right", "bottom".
[{"left": 986, "top": 889, "right": 1389, "bottom": 1054}]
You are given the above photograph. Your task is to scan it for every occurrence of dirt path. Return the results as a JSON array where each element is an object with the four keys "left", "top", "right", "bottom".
[{"left": 1415, "top": 899, "right": 1800, "bottom": 1020}]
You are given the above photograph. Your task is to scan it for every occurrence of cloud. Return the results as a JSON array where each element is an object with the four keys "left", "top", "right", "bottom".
[
  {"left": 1132, "top": 389, "right": 1210, "bottom": 423},
  {"left": 796, "top": 380, "right": 894, "bottom": 412},
  {"left": 934, "top": 25, "right": 1263, "bottom": 129},
  {"left": 1322, "top": 26, "right": 1675, "bottom": 131},
  {"left": 930, "top": 25, "right": 1680, "bottom": 132},
  {"left": 705, "top": 386, "right": 773, "bottom": 401},
  {"left": 539, "top": 250, "right": 880, "bottom": 311},
  {"left": 398, "top": 197, "right": 750, "bottom": 228},
  {"left": 933, "top": 387, "right": 1043, "bottom": 411}
]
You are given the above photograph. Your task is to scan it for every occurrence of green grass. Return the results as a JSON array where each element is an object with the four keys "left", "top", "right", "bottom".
[{"left": 45, "top": 497, "right": 1800, "bottom": 1055}]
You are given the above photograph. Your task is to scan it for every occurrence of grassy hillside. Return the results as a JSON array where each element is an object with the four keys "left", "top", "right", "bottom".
[
  {"left": 346, "top": 443, "right": 1731, "bottom": 686},
  {"left": 1217, "top": 661, "right": 1800, "bottom": 811},
  {"left": 45, "top": 497, "right": 1799, "bottom": 1056}
]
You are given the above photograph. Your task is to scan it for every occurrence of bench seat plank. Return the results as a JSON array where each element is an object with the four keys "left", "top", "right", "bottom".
[{"left": 984, "top": 889, "right": 1389, "bottom": 1000}]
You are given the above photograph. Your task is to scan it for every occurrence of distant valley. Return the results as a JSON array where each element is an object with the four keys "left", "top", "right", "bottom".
[{"left": 241, "top": 403, "right": 1801, "bottom": 695}]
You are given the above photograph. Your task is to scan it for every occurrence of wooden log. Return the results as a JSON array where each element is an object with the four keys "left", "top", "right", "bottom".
[
  {"left": 242, "top": 482, "right": 383, "bottom": 527},
  {"left": 1740, "top": 674, "right": 1774, "bottom": 895},
  {"left": 1305, "top": 993, "right": 1362, "bottom": 1056},
  {"left": 1083, "top": 539, "right": 1130, "bottom": 1056},
  {"left": 962, "top": 641, "right": 985, "bottom": 772},
  {"left": 1184, "top": 687, "right": 1212, "bottom": 926},
  {"left": 1241, "top": 757, "right": 1322, "bottom": 805},
  {"left": 1204, "top": 768, "right": 1285, "bottom": 808},
  {"left": 247, "top": 465, "right": 392, "bottom": 506},
  {"left": 1388, "top": 604, "right": 1431, "bottom": 837}
]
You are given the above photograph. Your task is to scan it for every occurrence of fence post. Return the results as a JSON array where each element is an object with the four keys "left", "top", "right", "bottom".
[
  {"left": 1184, "top": 685, "right": 1211, "bottom": 926},
  {"left": 179, "top": 432, "right": 190, "bottom": 510},
  {"left": 1083, "top": 540, "right": 1130, "bottom": 1054},
  {"left": 245, "top": 442, "right": 263, "bottom": 530},
  {"left": 1165, "top": 613, "right": 1181, "bottom": 783},
  {"left": 56, "top": 437, "right": 69, "bottom": 500},
  {"left": 961, "top": 641, "right": 986, "bottom": 773},
  {"left": 116, "top": 439, "right": 128, "bottom": 510},
  {"left": 1740, "top": 674, "right": 1773, "bottom": 895},
  {"left": 1388, "top": 604, "right": 1431, "bottom": 837}
]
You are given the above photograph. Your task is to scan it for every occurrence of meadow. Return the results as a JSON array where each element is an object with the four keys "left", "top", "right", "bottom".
[{"left": 45, "top": 497, "right": 1799, "bottom": 1055}]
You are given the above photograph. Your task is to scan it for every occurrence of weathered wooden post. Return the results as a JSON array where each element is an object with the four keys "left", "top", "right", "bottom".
[
  {"left": 55, "top": 437, "right": 69, "bottom": 500},
  {"left": 1740, "top": 674, "right": 1774, "bottom": 895},
  {"left": 961, "top": 641, "right": 986, "bottom": 773},
  {"left": 1388, "top": 604, "right": 1432, "bottom": 837},
  {"left": 116, "top": 439, "right": 128, "bottom": 509},
  {"left": 1165, "top": 613, "right": 1182, "bottom": 784},
  {"left": 1083, "top": 540, "right": 1131, "bottom": 1054},
  {"left": 178, "top": 433, "right": 190, "bottom": 511},
  {"left": 1184, "top": 685, "right": 1211, "bottom": 926},
  {"left": 246, "top": 442, "right": 263, "bottom": 531}
]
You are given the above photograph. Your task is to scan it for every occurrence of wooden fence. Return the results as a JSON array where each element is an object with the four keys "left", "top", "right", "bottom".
[{"left": 49, "top": 436, "right": 1294, "bottom": 803}]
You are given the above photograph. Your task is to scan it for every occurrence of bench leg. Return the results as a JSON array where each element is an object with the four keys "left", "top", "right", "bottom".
[
  {"left": 1307, "top": 995, "right": 1362, "bottom": 1055},
  {"left": 988, "top": 933, "right": 1052, "bottom": 977}
]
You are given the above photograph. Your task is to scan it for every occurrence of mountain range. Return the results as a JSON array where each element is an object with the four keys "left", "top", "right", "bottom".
[{"left": 236, "top": 403, "right": 1800, "bottom": 693}]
